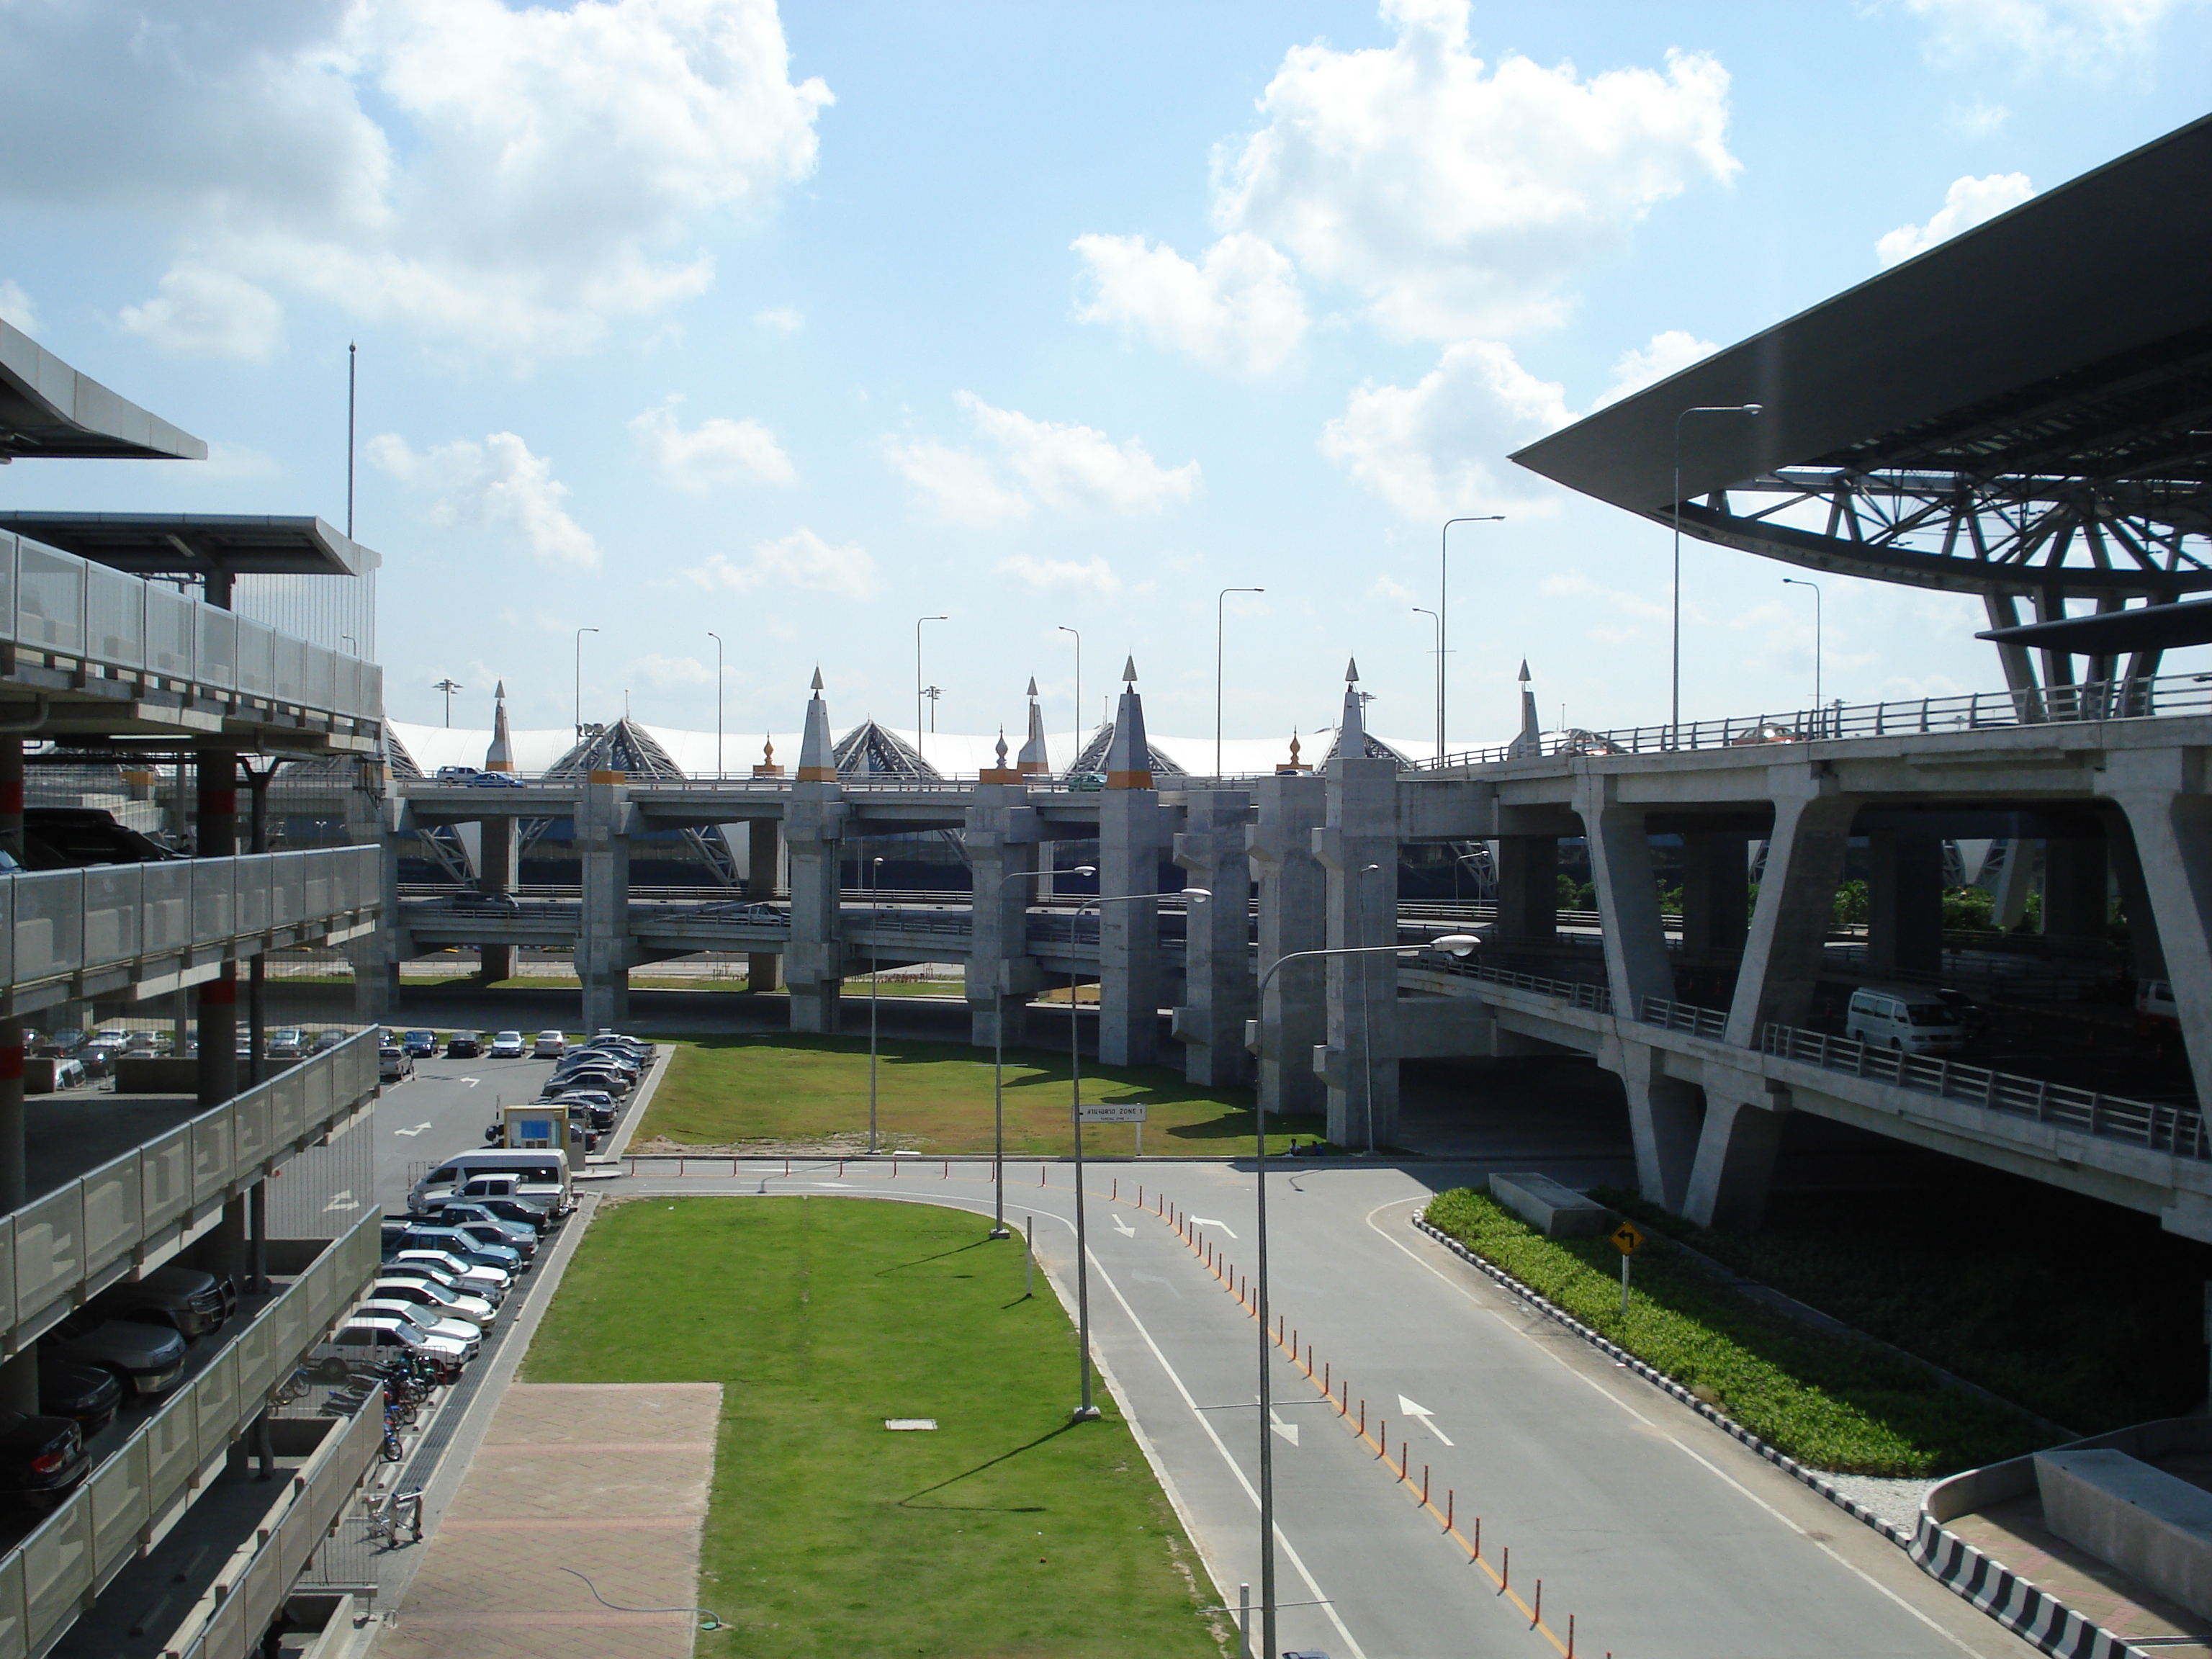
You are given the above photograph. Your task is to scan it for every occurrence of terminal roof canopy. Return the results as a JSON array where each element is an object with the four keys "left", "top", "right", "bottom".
[
  {"left": 1511, "top": 113, "right": 2212, "bottom": 601},
  {"left": 1979, "top": 596, "right": 2212, "bottom": 656},
  {"left": 0, "top": 320, "right": 206, "bottom": 462},
  {"left": 0, "top": 513, "right": 379, "bottom": 580}
]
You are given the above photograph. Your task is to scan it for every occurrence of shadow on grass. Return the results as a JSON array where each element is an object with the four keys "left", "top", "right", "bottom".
[
  {"left": 898, "top": 1420, "right": 1082, "bottom": 1511},
  {"left": 876, "top": 1236, "right": 999, "bottom": 1277}
]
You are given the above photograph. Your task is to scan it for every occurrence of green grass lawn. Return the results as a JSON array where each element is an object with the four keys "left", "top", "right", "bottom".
[
  {"left": 632, "top": 1032, "right": 1326, "bottom": 1156},
  {"left": 525, "top": 1196, "right": 1227, "bottom": 1658}
]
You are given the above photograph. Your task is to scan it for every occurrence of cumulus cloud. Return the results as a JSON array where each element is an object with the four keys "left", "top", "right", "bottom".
[
  {"left": 994, "top": 553, "right": 1123, "bottom": 595},
  {"left": 630, "top": 396, "right": 794, "bottom": 491},
  {"left": 628, "top": 652, "right": 716, "bottom": 688},
  {"left": 1211, "top": 0, "right": 1737, "bottom": 341},
  {"left": 752, "top": 305, "right": 804, "bottom": 333},
  {"left": 683, "top": 527, "right": 878, "bottom": 600},
  {"left": 1321, "top": 338, "right": 1571, "bottom": 521},
  {"left": 0, "top": 280, "right": 39, "bottom": 336},
  {"left": 1902, "top": 0, "right": 2186, "bottom": 70},
  {"left": 886, "top": 395, "right": 1200, "bottom": 526},
  {"left": 1876, "top": 173, "right": 2036, "bottom": 266},
  {"left": 369, "top": 430, "right": 601, "bottom": 570},
  {"left": 0, "top": 0, "right": 831, "bottom": 360},
  {"left": 1071, "top": 231, "right": 1306, "bottom": 373},
  {"left": 1592, "top": 328, "right": 1718, "bottom": 409}
]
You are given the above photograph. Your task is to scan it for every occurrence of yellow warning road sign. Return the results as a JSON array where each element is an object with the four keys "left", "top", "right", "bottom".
[{"left": 1609, "top": 1220, "right": 1645, "bottom": 1256}]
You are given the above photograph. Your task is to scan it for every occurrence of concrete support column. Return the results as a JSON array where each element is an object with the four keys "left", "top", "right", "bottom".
[
  {"left": 1097, "top": 788, "right": 1166, "bottom": 1067},
  {"left": 1249, "top": 775, "right": 1327, "bottom": 1120},
  {"left": 477, "top": 814, "right": 518, "bottom": 984},
  {"left": 575, "top": 773, "right": 634, "bottom": 1034},
  {"left": 1678, "top": 831, "right": 1749, "bottom": 961},
  {"left": 746, "top": 819, "right": 783, "bottom": 992},
  {"left": 1725, "top": 775, "right": 1859, "bottom": 1046},
  {"left": 349, "top": 770, "right": 399, "bottom": 1024},
  {"left": 197, "top": 752, "right": 238, "bottom": 1108},
  {"left": 963, "top": 788, "right": 1040, "bottom": 1051},
  {"left": 1575, "top": 778, "right": 1672, "bottom": 1019},
  {"left": 1865, "top": 828, "right": 1944, "bottom": 976},
  {"left": 2110, "top": 756, "right": 2212, "bottom": 1113},
  {"left": 1613, "top": 1040, "right": 1701, "bottom": 1213},
  {"left": 1171, "top": 789, "right": 1254, "bottom": 1088},
  {"left": 2044, "top": 835, "right": 2110, "bottom": 944},
  {"left": 1315, "top": 757, "right": 1400, "bottom": 1150},
  {"left": 1682, "top": 1078, "right": 1786, "bottom": 1231},
  {"left": 783, "top": 783, "right": 848, "bottom": 1033},
  {"left": 1493, "top": 835, "right": 1558, "bottom": 942},
  {"left": 0, "top": 737, "right": 22, "bottom": 1213},
  {"left": 1992, "top": 837, "right": 2039, "bottom": 930},
  {"left": 2101, "top": 807, "right": 2164, "bottom": 979}
]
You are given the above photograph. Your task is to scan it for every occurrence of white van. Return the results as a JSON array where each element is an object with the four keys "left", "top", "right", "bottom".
[
  {"left": 1845, "top": 986, "right": 1968, "bottom": 1055},
  {"left": 410, "top": 1151, "right": 572, "bottom": 1215}
]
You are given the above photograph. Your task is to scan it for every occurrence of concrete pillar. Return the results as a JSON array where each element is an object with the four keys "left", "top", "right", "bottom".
[
  {"left": 2101, "top": 807, "right": 2165, "bottom": 979},
  {"left": 1575, "top": 780, "right": 1673, "bottom": 1020},
  {"left": 1724, "top": 776, "right": 1859, "bottom": 1046},
  {"left": 1249, "top": 775, "right": 1327, "bottom": 1120},
  {"left": 349, "top": 769, "right": 399, "bottom": 1023},
  {"left": 2043, "top": 835, "right": 2109, "bottom": 945},
  {"left": 575, "top": 772, "right": 634, "bottom": 1034},
  {"left": 1682, "top": 1080, "right": 1786, "bottom": 1231},
  {"left": 1315, "top": 757, "right": 1399, "bottom": 1149},
  {"left": 477, "top": 814, "right": 518, "bottom": 983},
  {"left": 1614, "top": 1040, "right": 1701, "bottom": 1213},
  {"left": 2110, "top": 755, "right": 2212, "bottom": 1113},
  {"left": 1172, "top": 789, "right": 1254, "bottom": 1088},
  {"left": 196, "top": 753, "right": 238, "bottom": 1108},
  {"left": 1493, "top": 835, "right": 1558, "bottom": 942},
  {"left": 1097, "top": 788, "right": 1166, "bottom": 1067},
  {"left": 963, "top": 786, "right": 1040, "bottom": 1051},
  {"left": 1864, "top": 828, "right": 1943, "bottom": 976},
  {"left": 1992, "top": 837, "right": 2038, "bottom": 930},
  {"left": 746, "top": 818, "right": 783, "bottom": 992},
  {"left": 1678, "top": 831, "right": 1748, "bottom": 961},
  {"left": 783, "top": 783, "right": 848, "bottom": 1033},
  {"left": 0, "top": 737, "right": 22, "bottom": 1211}
]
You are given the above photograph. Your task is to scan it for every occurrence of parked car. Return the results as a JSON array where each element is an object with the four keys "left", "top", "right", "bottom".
[
  {"left": 544, "top": 1070, "right": 630, "bottom": 1100},
  {"left": 353, "top": 1299, "right": 485, "bottom": 1348},
  {"left": 0, "top": 1406, "right": 89, "bottom": 1503},
  {"left": 1843, "top": 986, "right": 1968, "bottom": 1056},
  {"left": 370, "top": 1277, "right": 496, "bottom": 1328},
  {"left": 401, "top": 1029, "right": 441, "bottom": 1058},
  {"left": 449, "top": 889, "right": 521, "bottom": 912},
  {"left": 547, "top": 1090, "right": 616, "bottom": 1130},
  {"left": 379, "top": 1045, "right": 415, "bottom": 1082},
  {"left": 50, "top": 1058, "right": 88, "bottom": 1090},
  {"left": 382, "top": 1255, "right": 508, "bottom": 1305},
  {"left": 330, "top": 1316, "right": 474, "bottom": 1373},
  {"left": 310, "top": 1029, "right": 349, "bottom": 1054},
  {"left": 1068, "top": 771, "right": 1106, "bottom": 791},
  {"left": 266, "top": 1028, "right": 307, "bottom": 1061},
  {"left": 431, "top": 1193, "right": 551, "bottom": 1231},
  {"left": 488, "top": 1031, "right": 526, "bottom": 1058},
  {"left": 559, "top": 1044, "right": 639, "bottom": 1074},
  {"left": 436, "top": 1200, "right": 539, "bottom": 1240},
  {"left": 2137, "top": 978, "right": 2180, "bottom": 1038},
  {"left": 533, "top": 1030, "right": 568, "bottom": 1058},
  {"left": 392, "top": 1225, "right": 525, "bottom": 1272},
  {"left": 21, "top": 807, "right": 184, "bottom": 871},
  {"left": 431, "top": 1213, "right": 538, "bottom": 1259},
  {"left": 36, "top": 1354, "right": 121, "bottom": 1436},
  {"left": 50, "top": 1309, "right": 187, "bottom": 1395},
  {"left": 94, "top": 1264, "right": 234, "bottom": 1338},
  {"left": 446, "top": 1031, "right": 485, "bottom": 1058}
]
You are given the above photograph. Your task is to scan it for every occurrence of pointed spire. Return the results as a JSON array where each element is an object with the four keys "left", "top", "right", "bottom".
[
  {"left": 1123, "top": 656, "right": 1138, "bottom": 683},
  {"left": 1509, "top": 660, "right": 1544, "bottom": 757},
  {"left": 1518, "top": 660, "right": 1530, "bottom": 683},
  {"left": 995, "top": 729, "right": 1010, "bottom": 768},
  {"left": 1346, "top": 657, "right": 1360, "bottom": 683},
  {"left": 1017, "top": 676, "right": 1050, "bottom": 774},
  {"left": 1105, "top": 659, "right": 1152, "bottom": 788},
  {"left": 752, "top": 733, "right": 782, "bottom": 778},
  {"left": 1026, "top": 675, "right": 1039, "bottom": 697},
  {"left": 485, "top": 678, "right": 515, "bottom": 772},
  {"left": 1336, "top": 658, "right": 1366, "bottom": 755},
  {"left": 796, "top": 669, "right": 836, "bottom": 781}
]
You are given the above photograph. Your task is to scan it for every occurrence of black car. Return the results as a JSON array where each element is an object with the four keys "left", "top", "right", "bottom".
[
  {"left": 446, "top": 1031, "right": 485, "bottom": 1058},
  {"left": 37, "top": 1354, "right": 121, "bottom": 1436},
  {"left": 545, "top": 1089, "right": 616, "bottom": 1130},
  {"left": 450, "top": 889, "right": 521, "bottom": 912},
  {"left": 0, "top": 1407, "right": 87, "bottom": 1503},
  {"left": 546, "top": 1068, "right": 631, "bottom": 1098},
  {"left": 401, "top": 1029, "right": 441, "bottom": 1058},
  {"left": 21, "top": 808, "right": 183, "bottom": 871}
]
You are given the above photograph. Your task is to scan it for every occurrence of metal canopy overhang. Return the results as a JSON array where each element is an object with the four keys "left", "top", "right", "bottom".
[
  {"left": 0, "top": 320, "right": 206, "bottom": 462},
  {"left": 1510, "top": 112, "right": 2212, "bottom": 600},
  {"left": 1979, "top": 596, "right": 2212, "bottom": 655},
  {"left": 0, "top": 513, "right": 378, "bottom": 579}
]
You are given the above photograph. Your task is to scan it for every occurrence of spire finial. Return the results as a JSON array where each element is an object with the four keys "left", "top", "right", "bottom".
[
  {"left": 809, "top": 667, "right": 824, "bottom": 694},
  {"left": 1122, "top": 655, "right": 1138, "bottom": 684},
  {"left": 1289, "top": 730, "right": 1302, "bottom": 764},
  {"left": 996, "top": 728, "right": 1009, "bottom": 767},
  {"left": 1345, "top": 657, "right": 1359, "bottom": 683},
  {"left": 1518, "top": 660, "right": 1530, "bottom": 683},
  {"left": 495, "top": 679, "right": 507, "bottom": 700},
  {"left": 763, "top": 736, "right": 775, "bottom": 763},
  {"left": 1026, "top": 676, "right": 1039, "bottom": 698}
]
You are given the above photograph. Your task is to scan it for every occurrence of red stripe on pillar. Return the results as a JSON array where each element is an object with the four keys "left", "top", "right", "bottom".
[
  {"left": 200, "top": 976, "right": 238, "bottom": 1004},
  {"left": 0, "top": 1047, "right": 22, "bottom": 1080},
  {"left": 200, "top": 790, "right": 238, "bottom": 814},
  {"left": 0, "top": 783, "right": 22, "bottom": 812}
]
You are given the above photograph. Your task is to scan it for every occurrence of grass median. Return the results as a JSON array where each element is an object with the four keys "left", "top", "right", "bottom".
[
  {"left": 631, "top": 1032, "right": 1326, "bottom": 1156},
  {"left": 1423, "top": 1188, "right": 2055, "bottom": 1476},
  {"left": 524, "top": 1195, "right": 1227, "bottom": 1658}
]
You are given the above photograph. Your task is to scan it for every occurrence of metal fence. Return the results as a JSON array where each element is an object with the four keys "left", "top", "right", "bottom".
[
  {"left": 1431, "top": 955, "right": 1613, "bottom": 1012},
  {"left": 1641, "top": 997, "right": 1730, "bottom": 1040}
]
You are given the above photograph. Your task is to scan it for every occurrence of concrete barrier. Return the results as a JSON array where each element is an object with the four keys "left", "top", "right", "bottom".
[
  {"left": 1488, "top": 1172, "right": 1608, "bottom": 1238},
  {"left": 2037, "top": 1447, "right": 2212, "bottom": 1622}
]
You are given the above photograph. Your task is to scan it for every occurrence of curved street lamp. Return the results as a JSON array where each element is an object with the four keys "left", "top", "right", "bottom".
[{"left": 989, "top": 863, "right": 1095, "bottom": 1238}]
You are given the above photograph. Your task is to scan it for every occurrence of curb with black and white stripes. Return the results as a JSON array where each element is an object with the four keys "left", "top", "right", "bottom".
[{"left": 1410, "top": 1213, "right": 2134, "bottom": 1659}]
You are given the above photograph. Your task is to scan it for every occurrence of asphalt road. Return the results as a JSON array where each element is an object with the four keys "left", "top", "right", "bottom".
[{"left": 613, "top": 1156, "right": 2037, "bottom": 1659}]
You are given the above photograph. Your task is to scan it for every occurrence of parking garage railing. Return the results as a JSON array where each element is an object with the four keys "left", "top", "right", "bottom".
[
  {"left": 0, "top": 1210, "right": 382, "bottom": 1659},
  {"left": 1431, "top": 955, "right": 1614, "bottom": 1012},
  {"left": 4, "top": 531, "right": 380, "bottom": 726},
  {"left": 1641, "top": 997, "right": 1730, "bottom": 1040},
  {"left": 0, "top": 1031, "right": 379, "bottom": 1355},
  {"left": 4, "top": 844, "right": 380, "bottom": 994}
]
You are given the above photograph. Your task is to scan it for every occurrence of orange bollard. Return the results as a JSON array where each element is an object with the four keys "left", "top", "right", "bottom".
[
  {"left": 1112, "top": 1178, "right": 1118, "bottom": 1200},
  {"left": 1339, "top": 1381, "right": 1348, "bottom": 1416},
  {"left": 1323, "top": 1360, "right": 1330, "bottom": 1395},
  {"left": 1446, "top": 1489, "right": 1453, "bottom": 1531},
  {"left": 1501, "top": 1546, "right": 1509, "bottom": 1591},
  {"left": 1533, "top": 1581, "right": 1541, "bottom": 1629},
  {"left": 1568, "top": 1614, "right": 1575, "bottom": 1658},
  {"left": 1422, "top": 1465, "right": 1429, "bottom": 1506},
  {"left": 1359, "top": 1398, "right": 1365, "bottom": 1434},
  {"left": 1401, "top": 1442, "right": 1408, "bottom": 1480},
  {"left": 1473, "top": 1517, "right": 1480, "bottom": 1560},
  {"left": 1377, "top": 1419, "right": 1386, "bottom": 1456}
]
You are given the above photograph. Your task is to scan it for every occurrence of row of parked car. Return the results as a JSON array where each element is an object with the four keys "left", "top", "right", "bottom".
[{"left": 480, "top": 1033, "right": 653, "bottom": 1151}]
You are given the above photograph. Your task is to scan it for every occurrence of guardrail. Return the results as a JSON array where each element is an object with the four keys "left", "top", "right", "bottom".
[
  {"left": 1641, "top": 997, "right": 1730, "bottom": 1040},
  {"left": 1761, "top": 1023, "right": 2208, "bottom": 1160},
  {"left": 0, "top": 1211, "right": 382, "bottom": 1659},
  {"left": 0, "top": 1031, "right": 379, "bottom": 1354},
  {"left": 2, "top": 845, "right": 380, "bottom": 994},
  {"left": 1424, "top": 669, "right": 2212, "bottom": 770},
  {"left": 1433, "top": 956, "right": 1613, "bottom": 1012},
  {"left": 2, "top": 530, "right": 380, "bottom": 726}
]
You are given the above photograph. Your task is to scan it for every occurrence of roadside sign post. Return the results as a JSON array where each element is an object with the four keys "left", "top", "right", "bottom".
[
  {"left": 1609, "top": 1220, "right": 1644, "bottom": 1318},
  {"left": 1078, "top": 1101, "right": 1147, "bottom": 1158}
]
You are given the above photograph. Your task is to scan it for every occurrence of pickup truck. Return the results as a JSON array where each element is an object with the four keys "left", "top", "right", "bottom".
[{"left": 94, "top": 1264, "right": 235, "bottom": 1338}]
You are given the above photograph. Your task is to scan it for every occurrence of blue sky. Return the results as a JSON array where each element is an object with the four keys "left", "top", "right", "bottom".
[{"left": 1, "top": 0, "right": 2208, "bottom": 756}]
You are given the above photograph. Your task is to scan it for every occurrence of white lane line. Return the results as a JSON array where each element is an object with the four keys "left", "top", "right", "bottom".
[
  {"left": 1396, "top": 1395, "right": 1454, "bottom": 1447},
  {"left": 1664, "top": 1438, "right": 1983, "bottom": 1657},
  {"left": 1190, "top": 1218, "right": 1238, "bottom": 1238}
]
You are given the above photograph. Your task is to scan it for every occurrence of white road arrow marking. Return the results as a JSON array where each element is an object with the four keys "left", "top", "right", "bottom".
[
  {"left": 321, "top": 1190, "right": 359, "bottom": 1213},
  {"left": 1190, "top": 1218, "right": 1238, "bottom": 1238},
  {"left": 1269, "top": 1410, "right": 1300, "bottom": 1447},
  {"left": 1130, "top": 1270, "right": 1182, "bottom": 1298},
  {"left": 1397, "top": 1395, "right": 1453, "bottom": 1445},
  {"left": 1112, "top": 1214, "right": 1136, "bottom": 1237},
  {"left": 393, "top": 1123, "right": 433, "bottom": 1138},
  {"left": 462, "top": 1076, "right": 481, "bottom": 1089}
]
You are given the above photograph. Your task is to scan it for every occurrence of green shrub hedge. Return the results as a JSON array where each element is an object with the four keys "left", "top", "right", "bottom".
[{"left": 1422, "top": 1188, "right": 2054, "bottom": 1476}]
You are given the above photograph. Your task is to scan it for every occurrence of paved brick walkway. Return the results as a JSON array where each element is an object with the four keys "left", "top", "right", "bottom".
[{"left": 377, "top": 1382, "right": 721, "bottom": 1659}]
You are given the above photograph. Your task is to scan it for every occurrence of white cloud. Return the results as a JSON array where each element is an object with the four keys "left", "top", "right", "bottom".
[
  {"left": 1321, "top": 338, "right": 1571, "bottom": 521},
  {"left": 1876, "top": 173, "right": 2036, "bottom": 266},
  {"left": 682, "top": 527, "right": 878, "bottom": 600},
  {"left": 117, "top": 264, "right": 284, "bottom": 360},
  {"left": 628, "top": 652, "right": 715, "bottom": 688},
  {"left": 994, "top": 553, "right": 1123, "bottom": 595},
  {"left": 629, "top": 396, "right": 794, "bottom": 491},
  {"left": 1943, "top": 99, "right": 2010, "bottom": 138},
  {"left": 1592, "top": 328, "right": 1717, "bottom": 409},
  {"left": 1, "top": 0, "right": 831, "bottom": 360},
  {"left": 752, "top": 305, "right": 804, "bottom": 333},
  {"left": 369, "top": 430, "right": 601, "bottom": 570},
  {"left": 1371, "top": 574, "right": 1419, "bottom": 604},
  {"left": 1902, "top": 0, "right": 2186, "bottom": 70},
  {"left": 1210, "top": 0, "right": 1737, "bottom": 341},
  {"left": 0, "top": 280, "right": 38, "bottom": 336},
  {"left": 886, "top": 395, "right": 1200, "bottom": 526},
  {"left": 1071, "top": 230, "right": 1307, "bottom": 373}
]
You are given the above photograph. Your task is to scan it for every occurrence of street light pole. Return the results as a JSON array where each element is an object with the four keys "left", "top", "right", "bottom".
[
  {"left": 574, "top": 626, "right": 599, "bottom": 739},
  {"left": 868, "top": 856, "right": 885, "bottom": 1154},
  {"left": 916, "top": 616, "right": 948, "bottom": 770},
  {"left": 1438, "top": 516, "right": 1504, "bottom": 762},
  {"left": 1068, "top": 888, "right": 1210, "bottom": 1419},
  {"left": 434, "top": 678, "right": 462, "bottom": 727},
  {"left": 1247, "top": 933, "right": 1479, "bottom": 1659},
  {"left": 1782, "top": 577, "right": 1822, "bottom": 724},
  {"left": 1216, "top": 588, "right": 1264, "bottom": 777},
  {"left": 1671, "top": 404, "right": 1763, "bottom": 744},
  {"left": 991, "top": 863, "right": 1094, "bottom": 1238},
  {"left": 707, "top": 631, "right": 724, "bottom": 777},
  {"left": 1058, "top": 626, "right": 1081, "bottom": 763},
  {"left": 1411, "top": 610, "right": 1439, "bottom": 761}
]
